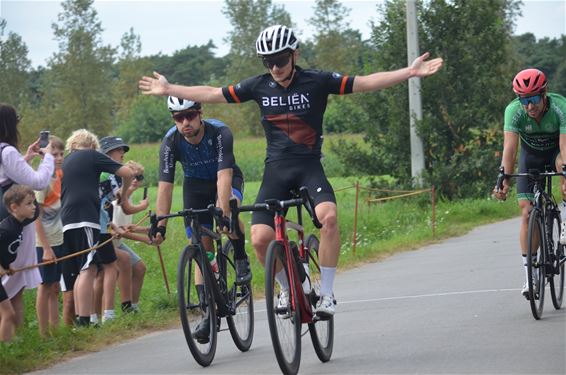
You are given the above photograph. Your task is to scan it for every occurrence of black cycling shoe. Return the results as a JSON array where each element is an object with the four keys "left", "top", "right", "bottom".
[
  {"left": 235, "top": 258, "right": 252, "bottom": 284},
  {"left": 192, "top": 317, "right": 210, "bottom": 344}
]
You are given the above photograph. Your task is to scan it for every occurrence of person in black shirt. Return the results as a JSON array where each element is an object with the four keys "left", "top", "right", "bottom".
[
  {"left": 0, "top": 185, "right": 38, "bottom": 342},
  {"left": 60, "top": 129, "right": 134, "bottom": 327},
  {"left": 140, "top": 25, "right": 443, "bottom": 318}
]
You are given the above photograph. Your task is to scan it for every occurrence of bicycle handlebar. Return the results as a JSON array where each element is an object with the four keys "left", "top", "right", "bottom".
[
  {"left": 495, "top": 165, "right": 566, "bottom": 192},
  {"left": 229, "top": 186, "right": 323, "bottom": 229},
  {"left": 149, "top": 205, "right": 225, "bottom": 232}
]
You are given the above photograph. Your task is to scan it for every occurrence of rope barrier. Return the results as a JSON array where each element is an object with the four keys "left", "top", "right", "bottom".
[
  {"left": 334, "top": 185, "right": 356, "bottom": 193},
  {"left": 0, "top": 212, "right": 150, "bottom": 277},
  {"left": 335, "top": 184, "right": 425, "bottom": 194},
  {"left": 366, "top": 189, "right": 430, "bottom": 203}
]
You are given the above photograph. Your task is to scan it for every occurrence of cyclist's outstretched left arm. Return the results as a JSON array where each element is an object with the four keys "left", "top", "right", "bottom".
[
  {"left": 139, "top": 72, "right": 227, "bottom": 103},
  {"left": 352, "top": 52, "right": 443, "bottom": 93}
]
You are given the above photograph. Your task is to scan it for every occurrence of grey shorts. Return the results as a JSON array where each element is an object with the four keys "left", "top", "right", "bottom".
[{"left": 118, "top": 242, "right": 142, "bottom": 265}]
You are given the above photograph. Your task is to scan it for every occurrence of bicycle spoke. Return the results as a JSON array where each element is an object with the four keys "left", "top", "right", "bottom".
[
  {"left": 178, "top": 246, "right": 217, "bottom": 366},
  {"left": 224, "top": 241, "right": 254, "bottom": 352},
  {"left": 305, "top": 234, "right": 334, "bottom": 362},
  {"left": 266, "top": 240, "right": 301, "bottom": 375}
]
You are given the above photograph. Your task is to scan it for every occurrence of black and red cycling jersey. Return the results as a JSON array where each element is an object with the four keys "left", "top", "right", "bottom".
[{"left": 222, "top": 66, "right": 355, "bottom": 162}]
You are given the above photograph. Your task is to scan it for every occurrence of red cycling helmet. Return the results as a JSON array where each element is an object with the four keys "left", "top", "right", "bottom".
[{"left": 512, "top": 68, "right": 547, "bottom": 96}]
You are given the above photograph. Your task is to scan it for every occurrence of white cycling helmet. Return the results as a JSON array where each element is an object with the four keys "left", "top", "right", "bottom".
[
  {"left": 167, "top": 96, "right": 201, "bottom": 112},
  {"left": 256, "top": 25, "right": 299, "bottom": 56}
]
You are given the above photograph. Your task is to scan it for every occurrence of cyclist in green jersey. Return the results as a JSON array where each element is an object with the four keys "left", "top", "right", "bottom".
[{"left": 493, "top": 68, "right": 566, "bottom": 298}]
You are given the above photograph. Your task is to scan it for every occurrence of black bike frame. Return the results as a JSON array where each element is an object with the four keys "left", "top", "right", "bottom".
[{"left": 151, "top": 206, "right": 250, "bottom": 318}]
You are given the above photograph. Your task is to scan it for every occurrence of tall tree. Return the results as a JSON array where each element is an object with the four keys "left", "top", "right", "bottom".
[
  {"left": 41, "top": 0, "right": 115, "bottom": 137},
  {"left": 306, "top": 0, "right": 369, "bottom": 134},
  {"left": 0, "top": 19, "right": 31, "bottom": 107},
  {"left": 221, "top": 0, "right": 292, "bottom": 135},
  {"left": 513, "top": 33, "right": 566, "bottom": 96},
  {"left": 113, "top": 28, "right": 151, "bottom": 127},
  {"left": 307, "top": 0, "right": 363, "bottom": 72},
  {"left": 332, "top": 0, "right": 522, "bottom": 198}
]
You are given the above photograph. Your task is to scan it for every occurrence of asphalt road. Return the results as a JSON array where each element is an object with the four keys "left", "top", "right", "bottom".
[{"left": 33, "top": 217, "right": 566, "bottom": 374}]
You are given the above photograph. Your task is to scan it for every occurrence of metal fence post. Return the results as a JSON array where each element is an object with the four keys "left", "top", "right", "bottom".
[{"left": 353, "top": 181, "right": 360, "bottom": 255}]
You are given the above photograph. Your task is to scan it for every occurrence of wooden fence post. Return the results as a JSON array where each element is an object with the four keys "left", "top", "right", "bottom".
[{"left": 431, "top": 185, "right": 436, "bottom": 238}]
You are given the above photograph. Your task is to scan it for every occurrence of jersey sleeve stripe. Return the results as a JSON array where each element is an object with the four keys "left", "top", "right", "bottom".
[
  {"left": 228, "top": 85, "right": 241, "bottom": 103},
  {"left": 340, "top": 76, "right": 349, "bottom": 95}
]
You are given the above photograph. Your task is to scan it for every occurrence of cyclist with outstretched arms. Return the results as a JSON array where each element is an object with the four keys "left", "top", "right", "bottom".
[
  {"left": 140, "top": 25, "right": 443, "bottom": 319},
  {"left": 493, "top": 68, "right": 566, "bottom": 298}
]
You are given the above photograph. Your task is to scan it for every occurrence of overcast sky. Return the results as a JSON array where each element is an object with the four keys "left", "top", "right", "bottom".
[{"left": 1, "top": 0, "right": 564, "bottom": 68}]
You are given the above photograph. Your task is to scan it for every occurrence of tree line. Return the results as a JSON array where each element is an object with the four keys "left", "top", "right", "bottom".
[{"left": 1, "top": 0, "right": 564, "bottom": 198}]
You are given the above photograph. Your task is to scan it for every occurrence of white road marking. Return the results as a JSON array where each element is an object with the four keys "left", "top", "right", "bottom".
[{"left": 253, "top": 288, "right": 522, "bottom": 313}]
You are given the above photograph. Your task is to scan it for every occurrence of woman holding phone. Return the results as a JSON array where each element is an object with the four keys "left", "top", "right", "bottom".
[{"left": 0, "top": 103, "right": 54, "bottom": 329}]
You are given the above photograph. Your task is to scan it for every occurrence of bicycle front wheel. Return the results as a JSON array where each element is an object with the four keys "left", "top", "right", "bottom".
[
  {"left": 527, "top": 210, "right": 546, "bottom": 320},
  {"left": 223, "top": 240, "right": 254, "bottom": 352},
  {"left": 305, "top": 234, "right": 334, "bottom": 363},
  {"left": 265, "top": 240, "right": 301, "bottom": 375},
  {"left": 548, "top": 211, "right": 565, "bottom": 309},
  {"left": 178, "top": 245, "right": 218, "bottom": 366}
]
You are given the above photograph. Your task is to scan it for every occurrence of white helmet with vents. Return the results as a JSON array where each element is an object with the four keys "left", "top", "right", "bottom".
[
  {"left": 167, "top": 96, "right": 201, "bottom": 112},
  {"left": 256, "top": 25, "right": 299, "bottom": 56}
]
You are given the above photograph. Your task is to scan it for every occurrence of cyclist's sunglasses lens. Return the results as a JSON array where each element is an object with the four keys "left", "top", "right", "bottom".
[
  {"left": 262, "top": 53, "right": 291, "bottom": 69},
  {"left": 172, "top": 111, "right": 199, "bottom": 122},
  {"left": 519, "top": 94, "right": 542, "bottom": 106}
]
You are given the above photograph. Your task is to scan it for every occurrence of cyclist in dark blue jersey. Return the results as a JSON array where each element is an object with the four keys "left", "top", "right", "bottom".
[
  {"left": 140, "top": 25, "right": 443, "bottom": 318},
  {"left": 152, "top": 97, "right": 249, "bottom": 286}
]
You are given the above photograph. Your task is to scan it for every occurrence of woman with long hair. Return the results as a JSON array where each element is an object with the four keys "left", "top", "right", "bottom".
[{"left": 0, "top": 103, "right": 54, "bottom": 329}]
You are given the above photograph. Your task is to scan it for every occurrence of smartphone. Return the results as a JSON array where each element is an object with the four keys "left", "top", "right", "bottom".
[
  {"left": 143, "top": 187, "right": 148, "bottom": 199},
  {"left": 39, "top": 131, "right": 50, "bottom": 148}
]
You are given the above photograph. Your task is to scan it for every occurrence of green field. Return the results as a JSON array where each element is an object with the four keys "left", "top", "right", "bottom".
[{"left": 0, "top": 134, "right": 522, "bottom": 373}]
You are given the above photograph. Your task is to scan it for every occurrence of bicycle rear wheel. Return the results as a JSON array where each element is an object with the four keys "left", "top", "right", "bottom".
[
  {"left": 222, "top": 240, "right": 254, "bottom": 352},
  {"left": 178, "top": 245, "right": 218, "bottom": 366},
  {"left": 305, "top": 234, "right": 334, "bottom": 363},
  {"left": 548, "top": 211, "right": 565, "bottom": 309},
  {"left": 265, "top": 240, "right": 301, "bottom": 375},
  {"left": 527, "top": 210, "right": 546, "bottom": 320}
]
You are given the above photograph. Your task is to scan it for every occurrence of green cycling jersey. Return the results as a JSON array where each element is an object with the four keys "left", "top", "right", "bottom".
[{"left": 504, "top": 92, "right": 566, "bottom": 152}]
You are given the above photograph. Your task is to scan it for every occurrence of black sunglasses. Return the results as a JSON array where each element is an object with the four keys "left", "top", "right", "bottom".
[
  {"left": 172, "top": 111, "right": 199, "bottom": 122},
  {"left": 135, "top": 175, "right": 144, "bottom": 182},
  {"left": 262, "top": 52, "right": 292, "bottom": 70}
]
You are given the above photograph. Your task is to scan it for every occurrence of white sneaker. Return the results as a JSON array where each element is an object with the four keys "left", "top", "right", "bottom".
[
  {"left": 521, "top": 279, "right": 540, "bottom": 300},
  {"left": 521, "top": 282, "right": 530, "bottom": 299},
  {"left": 315, "top": 294, "right": 335, "bottom": 320},
  {"left": 560, "top": 221, "right": 566, "bottom": 245},
  {"left": 276, "top": 289, "right": 290, "bottom": 319}
]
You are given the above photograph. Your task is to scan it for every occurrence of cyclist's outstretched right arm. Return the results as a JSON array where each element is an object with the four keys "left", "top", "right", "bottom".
[{"left": 139, "top": 72, "right": 227, "bottom": 103}]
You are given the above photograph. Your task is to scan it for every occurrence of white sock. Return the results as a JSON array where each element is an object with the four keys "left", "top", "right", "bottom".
[
  {"left": 522, "top": 255, "right": 529, "bottom": 281},
  {"left": 90, "top": 314, "right": 99, "bottom": 324},
  {"left": 131, "top": 303, "right": 139, "bottom": 311},
  {"left": 320, "top": 266, "right": 336, "bottom": 297},
  {"left": 275, "top": 269, "right": 289, "bottom": 290},
  {"left": 103, "top": 309, "right": 115, "bottom": 321}
]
